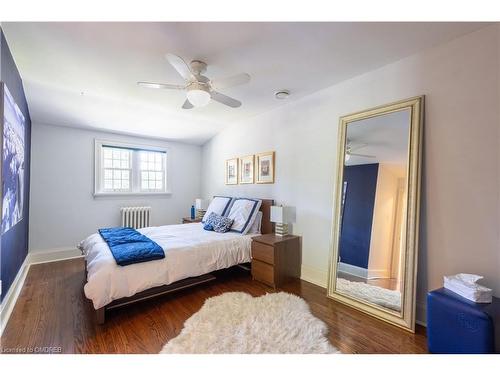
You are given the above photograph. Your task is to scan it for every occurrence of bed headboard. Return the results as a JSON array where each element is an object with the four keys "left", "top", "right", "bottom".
[{"left": 259, "top": 199, "right": 274, "bottom": 235}]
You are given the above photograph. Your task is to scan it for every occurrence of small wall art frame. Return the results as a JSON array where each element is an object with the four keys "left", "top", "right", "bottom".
[
  {"left": 239, "top": 155, "right": 254, "bottom": 184},
  {"left": 225, "top": 158, "right": 238, "bottom": 185},
  {"left": 256, "top": 151, "right": 275, "bottom": 184}
]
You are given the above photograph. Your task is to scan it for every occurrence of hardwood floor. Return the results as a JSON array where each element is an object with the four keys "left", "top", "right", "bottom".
[{"left": 1, "top": 258, "right": 427, "bottom": 354}]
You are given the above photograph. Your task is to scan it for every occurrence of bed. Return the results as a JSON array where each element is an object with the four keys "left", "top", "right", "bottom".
[{"left": 81, "top": 199, "right": 274, "bottom": 323}]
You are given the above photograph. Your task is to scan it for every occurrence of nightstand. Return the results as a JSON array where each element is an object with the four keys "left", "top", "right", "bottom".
[
  {"left": 251, "top": 234, "right": 301, "bottom": 288},
  {"left": 182, "top": 217, "right": 202, "bottom": 224}
]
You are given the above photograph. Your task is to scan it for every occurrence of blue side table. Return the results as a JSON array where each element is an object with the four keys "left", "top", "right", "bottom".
[{"left": 427, "top": 288, "right": 500, "bottom": 353}]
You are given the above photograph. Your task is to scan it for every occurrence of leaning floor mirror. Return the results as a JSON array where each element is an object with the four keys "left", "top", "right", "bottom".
[{"left": 328, "top": 96, "right": 423, "bottom": 332}]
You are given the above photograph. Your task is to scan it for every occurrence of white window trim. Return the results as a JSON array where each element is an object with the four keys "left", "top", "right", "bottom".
[{"left": 93, "top": 139, "right": 171, "bottom": 197}]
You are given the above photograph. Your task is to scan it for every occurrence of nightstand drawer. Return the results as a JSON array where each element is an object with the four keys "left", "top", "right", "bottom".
[
  {"left": 251, "top": 241, "right": 275, "bottom": 264},
  {"left": 252, "top": 259, "right": 275, "bottom": 286}
]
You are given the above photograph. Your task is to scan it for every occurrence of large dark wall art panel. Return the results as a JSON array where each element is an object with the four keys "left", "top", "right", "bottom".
[{"left": 1, "top": 28, "right": 31, "bottom": 302}]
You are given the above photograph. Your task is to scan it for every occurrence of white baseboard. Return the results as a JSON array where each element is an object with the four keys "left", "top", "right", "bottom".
[
  {"left": 415, "top": 300, "right": 427, "bottom": 327},
  {"left": 338, "top": 262, "right": 368, "bottom": 279},
  {"left": 338, "top": 262, "right": 391, "bottom": 280},
  {"left": 29, "top": 247, "right": 83, "bottom": 264},
  {"left": 367, "top": 268, "right": 390, "bottom": 279},
  {"left": 0, "top": 247, "right": 83, "bottom": 336},
  {"left": 300, "top": 264, "right": 328, "bottom": 288},
  {"left": 0, "top": 256, "right": 30, "bottom": 336}
]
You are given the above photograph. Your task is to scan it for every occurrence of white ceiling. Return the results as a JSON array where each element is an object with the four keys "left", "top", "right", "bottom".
[
  {"left": 345, "top": 109, "right": 410, "bottom": 166},
  {"left": 2, "top": 22, "right": 487, "bottom": 145}
]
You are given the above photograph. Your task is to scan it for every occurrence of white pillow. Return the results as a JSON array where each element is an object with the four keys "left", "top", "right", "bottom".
[
  {"left": 227, "top": 198, "right": 262, "bottom": 234},
  {"left": 248, "top": 211, "right": 263, "bottom": 234},
  {"left": 202, "top": 196, "right": 233, "bottom": 223}
]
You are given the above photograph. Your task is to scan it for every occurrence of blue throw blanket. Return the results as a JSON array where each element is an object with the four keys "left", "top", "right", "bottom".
[{"left": 98, "top": 227, "right": 165, "bottom": 266}]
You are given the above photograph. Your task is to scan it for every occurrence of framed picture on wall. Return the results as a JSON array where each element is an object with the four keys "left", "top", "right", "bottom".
[
  {"left": 239, "top": 155, "right": 254, "bottom": 184},
  {"left": 256, "top": 151, "right": 275, "bottom": 184},
  {"left": 1, "top": 82, "right": 26, "bottom": 234},
  {"left": 225, "top": 158, "right": 238, "bottom": 185}
]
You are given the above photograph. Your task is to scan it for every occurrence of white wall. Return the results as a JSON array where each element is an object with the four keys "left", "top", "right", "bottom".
[
  {"left": 201, "top": 25, "right": 500, "bottom": 320},
  {"left": 30, "top": 123, "right": 201, "bottom": 251}
]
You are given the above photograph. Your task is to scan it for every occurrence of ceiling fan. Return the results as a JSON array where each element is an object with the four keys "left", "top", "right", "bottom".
[
  {"left": 345, "top": 142, "right": 376, "bottom": 161},
  {"left": 138, "top": 53, "right": 250, "bottom": 109}
]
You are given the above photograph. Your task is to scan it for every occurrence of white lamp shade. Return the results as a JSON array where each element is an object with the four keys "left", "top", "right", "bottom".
[
  {"left": 187, "top": 89, "right": 211, "bottom": 107},
  {"left": 270, "top": 206, "right": 295, "bottom": 224},
  {"left": 195, "top": 198, "right": 208, "bottom": 210}
]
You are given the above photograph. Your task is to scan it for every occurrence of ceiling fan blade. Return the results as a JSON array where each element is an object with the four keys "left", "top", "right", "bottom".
[
  {"left": 349, "top": 153, "right": 376, "bottom": 158},
  {"left": 137, "top": 81, "right": 185, "bottom": 90},
  {"left": 182, "top": 99, "right": 194, "bottom": 109},
  {"left": 210, "top": 91, "right": 242, "bottom": 108},
  {"left": 165, "top": 53, "right": 194, "bottom": 81},
  {"left": 211, "top": 73, "right": 250, "bottom": 90}
]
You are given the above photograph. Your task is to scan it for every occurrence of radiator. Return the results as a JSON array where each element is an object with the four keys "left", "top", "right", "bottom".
[{"left": 120, "top": 206, "right": 151, "bottom": 229}]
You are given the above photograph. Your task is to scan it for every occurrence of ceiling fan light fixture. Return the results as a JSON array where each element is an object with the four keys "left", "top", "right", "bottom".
[
  {"left": 187, "top": 82, "right": 211, "bottom": 107},
  {"left": 140, "top": 54, "right": 249, "bottom": 109},
  {"left": 187, "top": 89, "right": 211, "bottom": 107}
]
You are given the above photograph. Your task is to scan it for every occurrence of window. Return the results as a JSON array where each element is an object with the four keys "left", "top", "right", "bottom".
[
  {"left": 95, "top": 140, "right": 168, "bottom": 196},
  {"left": 140, "top": 151, "right": 165, "bottom": 191},
  {"left": 103, "top": 147, "right": 131, "bottom": 191}
]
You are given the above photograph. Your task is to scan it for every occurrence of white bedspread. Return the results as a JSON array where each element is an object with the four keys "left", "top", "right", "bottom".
[{"left": 81, "top": 223, "right": 253, "bottom": 309}]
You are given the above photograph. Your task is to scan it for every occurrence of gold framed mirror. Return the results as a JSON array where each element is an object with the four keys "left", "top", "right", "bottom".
[{"left": 327, "top": 96, "right": 423, "bottom": 332}]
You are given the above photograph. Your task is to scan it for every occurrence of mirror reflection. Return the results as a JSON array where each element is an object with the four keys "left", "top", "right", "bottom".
[{"left": 335, "top": 109, "right": 410, "bottom": 312}]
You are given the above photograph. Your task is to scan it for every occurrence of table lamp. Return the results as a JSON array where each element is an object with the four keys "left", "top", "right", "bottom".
[
  {"left": 270, "top": 205, "right": 295, "bottom": 236},
  {"left": 195, "top": 199, "right": 208, "bottom": 219},
  {"left": 195, "top": 199, "right": 208, "bottom": 210}
]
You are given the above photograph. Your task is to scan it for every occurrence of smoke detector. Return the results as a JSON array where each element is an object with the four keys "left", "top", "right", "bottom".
[{"left": 275, "top": 90, "right": 290, "bottom": 100}]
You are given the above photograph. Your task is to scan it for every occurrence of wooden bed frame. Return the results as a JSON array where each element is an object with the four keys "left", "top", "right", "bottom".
[{"left": 91, "top": 199, "right": 274, "bottom": 324}]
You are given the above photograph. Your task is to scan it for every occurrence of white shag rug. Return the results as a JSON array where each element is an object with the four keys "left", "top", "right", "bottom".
[
  {"left": 160, "top": 292, "right": 339, "bottom": 354},
  {"left": 336, "top": 278, "right": 401, "bottom": 311}
]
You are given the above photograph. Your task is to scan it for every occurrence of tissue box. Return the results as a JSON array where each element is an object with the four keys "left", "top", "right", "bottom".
[
  {"left": 443, "top": 274, "right": 492, "bottom": 303},
  {"left": 427, "top": 288, "right": 500, "bottom": 353}
]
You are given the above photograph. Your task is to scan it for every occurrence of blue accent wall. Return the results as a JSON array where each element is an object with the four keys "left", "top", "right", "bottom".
[
  {"left": 339, "top": 163, "right": 378, "bottom": 269},
  {"left": 0, "top": 28, "right": 31, "bottom": 302}
]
